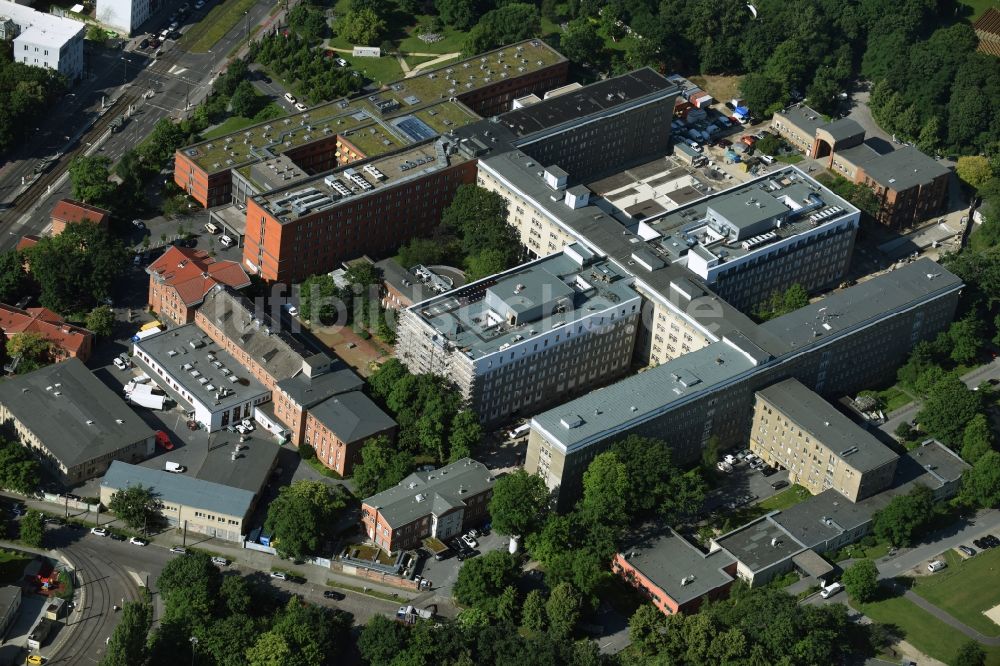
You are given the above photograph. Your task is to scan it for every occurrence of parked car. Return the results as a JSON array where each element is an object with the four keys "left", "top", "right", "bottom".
[
  {"left": 716, "top": 461, "right": 733, "bottom": 473},
  {"left": 958, "top": 545, "right": 976, "bottom": 557},
  {"left": 283, "top": 303, "right": 299, "bottom": 317},
  {"left": 129, "top": 537, "right": 148, "bottom": 546},
  {"left": 91, "top": 527, "right": 108, "bottom": 537},
  {"left": 335, "top": 58, "right": 348, "bottom": 67},
  {"left": 461, "top": 533, "right": 478, "bottom": 549},
  {"left": 770, "top": 479, "right": 789, "bottom": 490},
  {"left": 723, "top": 454, "right": 736, "bottom": 465},
  {"left": 155, "top": 431, "right": 174, "bottom": 451},
  {"left": 212, "top": 556, "right": 228, "bottom": 566},
  {"left": 761, "top": 466, "right": 777, "bottom": 477},
  {"left": 323, "top": 590, "right": 345, "bottom": 600},
  {"left": 139, "top": 38, "right": 149, "bottom": 49},
  {"left": 927, "top": 560, "right": 947, "bottom": 572},
  {"left": 284, "top": 93, "right": 296, "bottom": 104},
  {"left": 113, "top": 357, "right": 128, "bottom": 370},
  {"left": 270, "top": 571, "right": 288, "bottom": 580},
  {"left": 240, "top": 419, "right": 255, "bottom": 431},
  {"left": 820, "top": 582, "right": 843, "bottom": 599},
  {"left": 235, "top": 424, "right": 252, "bottom": 435},
  {"left": 194, "top": 0, "right": 204, "bottom": 8},
  {"left": 294, "top": 102, "right": 307, "bottom": 112},
  {"left": 110, "top": 533, "right": 126, "bottom": 541},
  {"left": 169, "top": 546, "right": 188, "bottom": 554}
]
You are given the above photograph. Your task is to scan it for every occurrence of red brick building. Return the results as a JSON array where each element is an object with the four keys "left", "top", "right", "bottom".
[
  {"left": 49, "top": 199, "right": 110, "bottom": 235},
  {"left": 0, "top": 305, "right": 94, "bottom": 363},
  {"left": 302, "top": 391, "right": 396, "bottom": 476},
  {"left": 146, "top": 246, "right": 251, "bottom": 324},
  {"left": 361, "top": 458, "right": 494, "bottom": 554},
  {"left": 612, "top": 529, "right": 738, "bottom": 616}
]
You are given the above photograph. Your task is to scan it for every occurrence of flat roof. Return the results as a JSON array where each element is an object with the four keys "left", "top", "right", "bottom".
[
  {"left": 0, "top": 1, "right": 84, "bottom": 47},
  {"left": 102, "top": 460, "right": 255, "bottom": 519},
  {"left": 134, "top": 324, "right": 270, "bottom": 413},
  {"left": 408, "top": 250, "right": 640, "bottom": 359},
  {"left": 181, "top": 39, "right": 564, "bottom": 173},
  {"left": 759, "top": 258, "right": 963, "bottom": 350},
  {"left": 362, "top": 458, "right": 493, "bottom": 528},
  {"left": 309, "top": 391, "right": 395, "bottom": 443},
  {"left": 819, "top": 117, "right": 864, "bottom": 142},
  {"left": 860, "top": 146, "right": 950, "bottom": 191},
  {"left": 775, "top": 105, "right": 826, "bottom": 137},
  {"left": 770, "top": 489, "right": 873, "bottom": 550},
  {"left": 0, "top": 358, "right": 154, "bottom": 467},
  {"left": 620, "top": 527, "right": 735, "bottom": 605},
  {"left": 756, "top": 378, "right": 898, "bottom": 473},
  {"left": 715, "top": 516, "right": 804, "bottom": 572},
  {"left": 193, "top": 431, "right": 280, "bottom": 494}
]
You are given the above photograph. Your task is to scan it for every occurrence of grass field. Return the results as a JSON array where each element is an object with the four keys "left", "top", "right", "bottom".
[
  {"left": 182, "top": 0, "right": 261, "bottom": 53},
  {"left": 759, "top": 484, "right": 811, "bottom": 511},
  {"left": 689, "top": 75, "right": 743, "bottom": 104},
  {"left": 911, "top": 547, "right": 1000, "bottom": 637},
  {"left": 857, "top": 591, "right": 1000, "bottom": 665},
  {"left": 775, "top": 153, "right": 804, "bottom": 164},
  {"left": 0, "top": 549, "right": 32, "bottom": 585},
  {"left": 961, "top": 0, "right": 998, "bottom": 21}
]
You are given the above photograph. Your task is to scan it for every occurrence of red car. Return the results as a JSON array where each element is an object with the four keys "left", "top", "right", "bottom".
[{"left": 155, "top": 431, "right": 174, "bottom": 450}]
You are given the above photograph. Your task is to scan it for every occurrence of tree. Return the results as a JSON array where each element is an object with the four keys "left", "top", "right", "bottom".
[
  {"left": 109, "top": 484, "right": 161, "bottom": 533},
  {"left": 351, "top": 436, "right": 414, "bottom": 497},
  {"left": 464, "top": 4, "right": 541, "bottom": 55},
  {"left": 545, "top": 581, "right": 582, "bottom": 639},
  {"left": 466, "top": 248, "right": 511, "bottom": 282},
  {"left": 521, "top": 589, "right": 547, "bottom": 632},
  {"left": 559, "top": 18, "right": 603, "bottom": 65},
  {"left": 397, "top": 237, "right": 447, "bottom": 268},
  {"left": 489, "top": 469, "right": 550, "bottom": 537},
  {"left": 27, "top": 223, "right": 129, "bottom": 313},
  {"left": 337, "top": 8, "right": 386, "bottom": 46},
  {"left": 629, "top": 604, "right": 667, "bottom": 656},
  {"left": 85, "top": 305, "right": 115, "bottom": 338},
  {"left": 6, "top": 332, "right": 55, "bottom": 373},
  {"left": 959, "top": 450, "right": 1000, "bottom": 508},
  {"left": 660, "top": 470, "right": 708, "bottom": 526},
  {"left": 916, "top": 116, "right": 942, "bottom": 154},
  {"left": 230, "top": 80, "right": 263, "bottom": 118},
  {"left": 841, "top": 559, "right": 879, "bottom": 603},
  {"left": 156, "top": 551, "right": 222, "bottom": 626},
  {"left": 948, "top": 316, "right": 985, "bottom": 364},
  {"left": 956, "top": 156, "right": 993, "bottom": 190},
  {"left": 739, "top": 72, "right": 784, "bottom": 117},
  {"left": 264, "top": 480, "right": 346, "bottom": 559},
  {"left": 917, "top": 375, "right": 983, "bottom": 448},
  {"left": 961, "top": 414, "right": 994, "bottom": 464},
  {"left": 245, "top": 631, "right": 294, "bottom": 666},
  {"left": 101, "top": 602, "right": 151, "bottom": 666},
  {"left": 872, "top": 484, "right": 936, "bottom": 547},
  {"left": 0, "top": 439, "right": 40, "bottom": 494},
  {"left": 436, "top": 0, "right": 477, "bottom": 30},
  {"left": 69, "top": 155, "right": 116, "bottom": 207},
  {"left": 0, "top": 251, "right": 26, "bottom": 303},
  {"left": 579, "top": 452, "right": 628, "bottom": 528},
  {"left": 452, "top": 550, "right": 520, "bottom": 610},
  {"left": 494, "top": 585, "right": 519, "bottom": 624},
  {"left": 357, "top": 616, "right": 408, "bottom": 666},
  {"left": 19, "top": 510, "right": 43, "bottom": 547},
  {"left": 755, "top": 133, "right": 784, "bottom": 156},
  {"left": 955, "top": 640, "right": 986, "bottom": 666}
]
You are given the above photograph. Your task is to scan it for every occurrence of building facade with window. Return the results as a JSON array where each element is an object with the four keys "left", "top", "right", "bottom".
[
  {"left": 302, "top": 391, "right": 396, "bottom": 476},
  {"left": 361, "top": 458, "right": 494, "bottom": 554},
  {"left": 146, "top": 247, "right": 251, "bottom": 324},
  {"left": 0, "top": 1, "right": 84, "bottom": 79},
  {"left": 95, "top": 0, "right": 154, "bottom": 35}
]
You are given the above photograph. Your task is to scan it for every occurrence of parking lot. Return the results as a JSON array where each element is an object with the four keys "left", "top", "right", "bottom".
[
  {"left": 411, "top": 528, "right": 510, "bottom": 595},
  {"left": 704, "top": 449, "right": 791, "bottom": 515}
]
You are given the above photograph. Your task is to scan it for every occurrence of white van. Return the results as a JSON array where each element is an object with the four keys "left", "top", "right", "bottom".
[
  {"left": 165, "top": 461, "right": 186, "bottom": 473},
  {"left": 927, "top": 560, "right": 947, "bottom": 572},
  {"left": 219, "top": 234, "right": 234, "bottom": 247},
  {"left": 284, "top": 92, "right": 296, "bottom": 103},
  {"left": 820, "top": 582, "right": 843, "bottom": 599},
  {"left": 204, "top": 222, "right": 219, "bottom": 234},
  {"left": 760, "top": 155, "right": 775, "bottom": 165}
]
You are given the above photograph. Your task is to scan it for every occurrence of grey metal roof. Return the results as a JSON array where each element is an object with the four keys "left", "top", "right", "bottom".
[
  {"left": 275, "top": 367, "right": 363, "bottom": 409},
  {"left": 714, "top": 516, "right": 805, "bottom": 572},
  {"left": 194, "top": 431, "right": 280, "bottom": 494},
  {"left": 308, "top": 391, "right": 396, "bottom": 443},
  {"left": 860, "top": 146, "right": 949, "bottom": 191},
  {"left": 759, "top": 258, "right": 963, "bottom": 350},
  {"left": 620, "top": 527, "right": 735, "bottom": 605},
  {"left": 134, "top": 324, "right": 270, "bottom": 414},
  {"left": 101, "top": 460, "right": 255, "bottom": 519},
  {"left": 0, "top": 358, "right": 154, "bottom": 467},
  {"left": 756, "top": 378, "right": 897, "bottom": 473},
  {"left": 819, "top": 117, "right": 864, "bottom": 143},
  {"left": 531, "top": 342, "right": 757, "bottom": 453},
  {"left": 200, "top": 286, "right": 332, "bottom": 382},
  {"left": 362, "top": 458, "right": 493, "bottom": 528}
]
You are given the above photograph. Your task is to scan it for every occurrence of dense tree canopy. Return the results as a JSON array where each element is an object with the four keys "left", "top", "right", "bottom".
[
  {"left": 263, "top": 480, "right": 346, "bottom": 559},
  {"left": 917, "top": 375, "right": 983, "bottom": 448},
  {"left": 453, "top": 550, "right": 521, "bottom": 610},
  {"left": 489, "top": 469, "right": 550, "bottom": 537},
  {"left": 108, "top": 484, "right": 161, "bottom": 533},
  {"left": 959, "top": 450, "right": 1000, "bottom": 509},
  {"left": 872, "top": 484, "right": 936, "bottom": 547},
  {"left": 0, "top": 41, "right": 66, "bottom": 153},
  {"left": 100, "top": 601, "right": 151, "bottom": 666},
  {"left": 841, "top": 559, "right": 879, "bottom": 603},
  {"left": 0, "top": 439, "right": 39, "bottom": 494},
  {"left": 352, "top": 435, "right": 414, "bottom": 497}
]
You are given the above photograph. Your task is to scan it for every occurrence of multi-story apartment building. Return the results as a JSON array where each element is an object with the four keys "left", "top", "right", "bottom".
[
  {"left": 146, "top": 246, "right": 251, "bottom": 324},
  {"left": 174, "top": 40, "right": 569, "bottom": 208},
  {"left": 361, "top": 458, "right": 494, "bottom": 554},
  {"left": 396, "top": 245, "right": 641, "bottom": 425},
  {"left": 0, "top": 1, "right": 85, "bottom": 80},
  {"left": 96, "top": 0, "right": 154, "bottom": 34},
  {"left": 771, "top": 105, "right": 949, "bottom": 229},
  {"left": 750, "top": 378, "right": 898, "bottom": 502},
  {"left": 525, "top": 259, "right": 962, "bottom": 508}
]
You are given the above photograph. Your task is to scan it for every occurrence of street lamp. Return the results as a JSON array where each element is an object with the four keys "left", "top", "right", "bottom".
[
  {"left": 189, "top": 636, "right": 199, "bottom": 666},
  {"left": 120, "top": 55, "right": 128, "bottom": 86},
  {"left": 244, "top": 11, "right": 249, "bottom": 43}
]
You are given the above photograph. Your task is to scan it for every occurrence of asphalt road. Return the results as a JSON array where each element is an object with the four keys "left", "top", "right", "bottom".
[{"left": 0, "top": 0, "right": 282, "bottom": 249}]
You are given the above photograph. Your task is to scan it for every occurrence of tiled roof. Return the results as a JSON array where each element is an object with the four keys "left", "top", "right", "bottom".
[
  {"left": 0, "top": 304, "right": 93, "bottom": 356},
  {"left": 147, "top": 246, "right": 251, "bottom": 306},
  {"left": 16, "top": 235, "right": 40, "bottom": 251},
  {"left": 50, "top": 199, "right": 110, "bottom": 225},
  {"left": 975, "top": 8, "right": 1000, "bottom": 56}
]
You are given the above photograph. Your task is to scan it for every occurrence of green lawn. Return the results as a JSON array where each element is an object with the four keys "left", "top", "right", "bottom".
[
  {"left": 911, "top": 547, "right": 1000, "bottom": 637},
  {"left": 182, "top": 0, "right": 262, "bottom": 53},
  {"left": 857, "top": 592, "right": 1000, "bottom": 665},
  {"left": 346, "top": 55, "right": 406, "bottom": 87},
  {"left": 881, "top": 386, "right": 915, "bottom": 412},
  {"left": 202, "top": 115, "right": 258, "bottom": 139},
  {"left": 961, "top": 0, "right": 997, "bottom": 21},
  {"left": 759, "top": 484, "right": 811, "bottom": 511},
  {"left": 775, "top": 153, "right": 804, "bottom": 164},
  {"left": 397, "top": 17, "right": 469, "bottom": 54},
  {"left": 0, "top": 549, "right": 32, "bottom": 585}
]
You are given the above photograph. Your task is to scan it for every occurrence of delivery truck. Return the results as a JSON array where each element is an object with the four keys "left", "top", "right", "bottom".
[{"left": 127, "top": 383, "right": 166, "bottom": 410}]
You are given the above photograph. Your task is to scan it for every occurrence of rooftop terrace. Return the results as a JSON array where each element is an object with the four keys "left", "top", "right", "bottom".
[
  {"left": 182, "top": 39, "right": 563, "bottom": 174},
  {"left": 408, "top": 246, "right": 640, "bottom": 359}
]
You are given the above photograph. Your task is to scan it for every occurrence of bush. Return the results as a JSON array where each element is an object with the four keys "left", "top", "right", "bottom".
[{"left": 299, "top": 444, "right": 316, "bottom": 461}]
